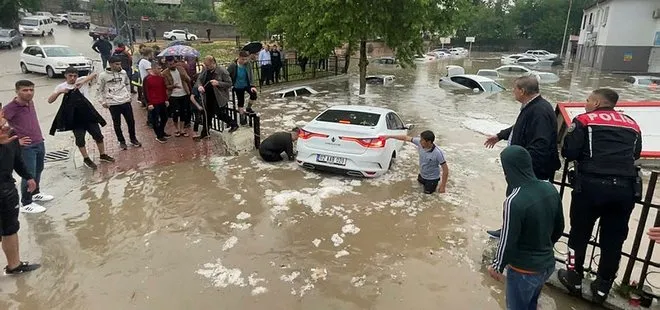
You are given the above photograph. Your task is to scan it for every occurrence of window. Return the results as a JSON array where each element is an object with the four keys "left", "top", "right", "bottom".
[
  {"left": 316, "top": 110, "right": 381, "bottom": 127},
  {"left": 589, "top": 12, "right": 593, "bottom": 25},
  {"left": 392, "top": 114, "right": 405, "bottom": 129},
  {"left": 43, "top": 47, "right": 78, "bottom": 57},
  {"left": 386, "top": 113, "right": 396, "bottom": 129},
  {"left": 480, "top": 82, "right": 505, "bottom": 92},
  {"left": 20, "top": 19, "right": 38, "bottom": 26},
  {"left": 624, "top": 77, "right": 635, "bottom": 84},
  {"left": 582, "top": 14, "right": 587, "bottom": 29},
  {"left": 638, "top": 79, "right": 651, "bottom": 86},
  {"left": 450, "top": 76, "right": 481, "bottom": 90}
]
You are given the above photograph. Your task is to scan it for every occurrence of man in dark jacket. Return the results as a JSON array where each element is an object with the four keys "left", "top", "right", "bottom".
[
  {"left": 0, "top": 106, "right": 41, "bottom": 274},
  {"left": 484, "top": 75, "right": 561, "bottom": 238},
  {"left": 487, "top": 145, "right": 564, "bottom": 310},
  {"left": 194, "top": 55, "right": 238, "bottom": 140},
  {"left": 92, "top": 36, "right": 113, "bottom": 69},
  {"left": 259, "top": 128, "right": 298, "bottom": 162},
  {"left": 227, "top": 50, "right": 258, "bottom": 126}
]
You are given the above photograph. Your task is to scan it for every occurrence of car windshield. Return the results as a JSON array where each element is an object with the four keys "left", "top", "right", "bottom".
[
  {"left": 0, "top": 30, "right": 11, "bottom": 37},
  {"left": 316, "top": 110, "right": 381, "bottom": 127},
  {"left": 478, "top": 71, "right": 498, "bottom": 77},
  {"left": 20, "top": 19, "right": 39, "bottom": 26},
  {"left": 481, "top": 82, "right": 505, "bottom": 92},
  {"left": 43, "top": 47, "right": 78, "bottom": 57}
]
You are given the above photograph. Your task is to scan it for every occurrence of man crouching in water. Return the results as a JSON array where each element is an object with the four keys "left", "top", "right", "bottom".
[{"left": 259, "top": 128, "right": 299, "bottom": 162}]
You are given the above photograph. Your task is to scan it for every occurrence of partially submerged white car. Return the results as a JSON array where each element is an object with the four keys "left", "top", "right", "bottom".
[
  {"left": 271, "top": 86, "right": 318, "bottom": 98},
  {"left": 439, "top": 65, "right": 506, "bottom": 93},
  {"left": 493, "top": 65, "right": 559, "bottom": 83},
  {"left": 523, "top": 50, "right": 558, "bottom": 60},
  {"left": 624, "top": 76, "right": 660, "bottom": 88},
  {"left": 501, "top": 54, "right": 526, "bottom": 65},
  {"left": 296, "top": 105, "right": 412, "bottom": 177},
  {"left": 366, "top": 75, "right": 395, "bottom": 85}
]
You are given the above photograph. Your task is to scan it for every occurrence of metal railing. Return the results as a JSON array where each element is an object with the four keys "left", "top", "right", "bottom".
[
  {"left": 552, "top": 164, "right": 660, "bottom": 298},
  {"left": 251, "top": 56, "right": 340, "bottom": 88}
]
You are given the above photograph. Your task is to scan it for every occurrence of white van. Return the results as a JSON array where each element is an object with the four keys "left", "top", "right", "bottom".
[{"left": 18, "top": 16, "right": 55, "bottom": 37}]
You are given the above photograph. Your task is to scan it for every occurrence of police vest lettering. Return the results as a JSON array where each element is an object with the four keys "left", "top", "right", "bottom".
[{"left": 576, "top": 111, "right": 640, "bottom": 133}]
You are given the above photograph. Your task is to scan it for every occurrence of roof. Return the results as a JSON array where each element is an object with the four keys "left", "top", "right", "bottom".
[
  {"left": 326, "top": 105, "right": 395, "bottom": 115},
  {"left": 631, "top": 76, "right": 660, "bottom": 79}
]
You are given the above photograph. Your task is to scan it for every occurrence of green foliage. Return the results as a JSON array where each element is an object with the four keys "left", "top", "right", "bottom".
[
  {"left": 0, "top": 0, "right": 41, "bottom": 28},
  {"left": 221, "top": 0, "right": 276, "bottom": 40}
]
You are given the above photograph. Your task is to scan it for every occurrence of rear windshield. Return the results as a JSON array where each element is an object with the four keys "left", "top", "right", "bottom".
[
  {"left": 20, "top": 19, "right": 39, "bottom": 26},
  {"left": 316, "top": 110, "right": 381, "bottom": 127}
]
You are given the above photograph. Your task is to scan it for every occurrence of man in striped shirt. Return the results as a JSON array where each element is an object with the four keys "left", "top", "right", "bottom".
[{"left": 487, "top": 145, "right": 564, "bottom": 310}]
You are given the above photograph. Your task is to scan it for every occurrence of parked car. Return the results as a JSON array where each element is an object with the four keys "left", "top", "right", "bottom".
[
  {"left": 440, "top": 74, "right": 505, "bottom": 93},
  {"left": 18, "top": 16, "right": 55, "bottom": 36},
  {"left": 431, "top": 51, "right": 450, "bottom": 58},
  {"left": 89, "top": 25, "right": 117, "bottom": 40},
  {"left": 271, "top": 86, "right": 318, "bottom": 98},
  {"left": 163, "top": 29, "right": 197, "bottom": 41},
  {"left": 476, "top": 69, "right": 500, "bottom": 79},
  {"left": 20, "top": 45, "right": 92, "bottom": 78},
  {"left": 67, "top": 12, "right": 90, "bottom": 29},
  {"left": 372, "top": 57, "right": 398, "bottom": 65},
  {"left": 624, "top": 76, "right": 660, "bottom": 88},
  {"left": 533, "top": 71, "right": 560, "bottom": 84},
  {"left": 54, "top": 13, "right": 68, "bottom": 25},
  {"left": 523, "top": 49, "right": 558, "bottom": 60},
  {"left": 296, "top": 105, "right": 413, "bottom": 177},
  {"left": 501, "top": 54, "right": 526, "bottom": 65},
  {"left": 449, "top": 47, "right": 468, "bottom": 56},
  {"left": 0, "top": 29, "right": 23, "bottom": 49},
  {"left": 494, "top": 64, "right": 534, "bottom": 76},
  {"left": 365, "top": 75, "right": 395, "bottom": 84}
]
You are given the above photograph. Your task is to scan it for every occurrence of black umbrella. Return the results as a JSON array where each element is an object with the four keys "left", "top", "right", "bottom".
[{"left": 241, "top": 41, "right": 263, "bottom": 54}]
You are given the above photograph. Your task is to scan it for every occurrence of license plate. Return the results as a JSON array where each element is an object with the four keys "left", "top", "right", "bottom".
[{"left": 316, "top": 154, "right": 347, "bottom": 166}]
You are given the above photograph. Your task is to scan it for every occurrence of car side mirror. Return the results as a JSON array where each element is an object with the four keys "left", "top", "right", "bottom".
[
  {"left": 36, "top": 54, "right": 44, "bottom": 58},
  {"left": 473, "top": 88, "right": 480, "bottom": 93},
  {"left": 405, "top": 124, "right": 415, "bottom": 130}
]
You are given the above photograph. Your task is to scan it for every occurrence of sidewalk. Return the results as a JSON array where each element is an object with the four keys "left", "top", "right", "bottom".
[{"left": 89, "top": 99, "right": 226, "bottom": 176}]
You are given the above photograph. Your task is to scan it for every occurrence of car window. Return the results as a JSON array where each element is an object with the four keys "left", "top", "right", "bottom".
[
  {"left": 623, "top": 77, "right": 635, "bottom": 84},
  {"left": 32, "top": 47, "right": 43, "bottom": 56},
  {"left": 0, "top": 29, "right": 11, "bottom": 36},
  {"left": 392, "top": 113, "right": 405, "bottom": 129},
  {"left": 450, "top": 77, "right": 481, "bottom": 90},
  {"left": 21, "top": 19, "right": 39, "bottom": 26},
  {"left": 518, "top": 58, "right": 535, "bottom": 63},
  {"left": 316, "top": 110, "right": 381, "bottom": 127},
  {"left": 481, "top": 82, "right": 505, "bottom": 92},
  {"left": 43, "top": 46, "right": 78, "bottom": 57},
  {"left": 385, "top": 113, "right": 395, "bottom": 130},
  {"left": 638, "top": 79, "right": 651, "bottom": 86}
]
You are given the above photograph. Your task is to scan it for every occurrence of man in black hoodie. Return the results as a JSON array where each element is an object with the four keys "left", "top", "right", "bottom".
[
  {"left": 487, "top": 145, "right": 564, "bottom": 310},
  {"left": 92, "top": 35, "right": 113, "bottom": 69},
  {"left": 484, "top": 75, "right": 561, "bottom": 238}
]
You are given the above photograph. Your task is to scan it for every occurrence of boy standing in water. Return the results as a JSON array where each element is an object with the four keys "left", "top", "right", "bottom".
[{"left": 386, "top": 130, "right": 449, "bottom": 194}]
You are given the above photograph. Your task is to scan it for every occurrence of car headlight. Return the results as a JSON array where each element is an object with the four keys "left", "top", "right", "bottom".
[{"left": 57, "top": 62, "right": 65, "bottom": 67}]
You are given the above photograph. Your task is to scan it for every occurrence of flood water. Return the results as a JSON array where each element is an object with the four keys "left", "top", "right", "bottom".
[{"left": 1, "top": 26, "right": 660, "bottom": 310}]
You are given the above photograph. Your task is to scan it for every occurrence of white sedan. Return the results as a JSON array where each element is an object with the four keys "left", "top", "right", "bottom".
[
  {"left": 163, "top": 29, "right": 197, "bottom": 41},
  {"left": 439, "top": 74, "right": 506, "bottom": 93},
  {"left": 296, "top": 105, "right": 412, "bottom": 177},
  {"left": 20, "top": 45, "right": 92, "bottom": 78}
]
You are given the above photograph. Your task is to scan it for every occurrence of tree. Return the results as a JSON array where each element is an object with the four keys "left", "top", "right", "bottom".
[
  {"left": 0, "top": 0, "right": 41, "bottom": 28},
  {"left": 61, "top": 0, "right": 80, "bottom": 11},
  {"left": 221, "top": 0, "right": 277, "bottom": 40}
]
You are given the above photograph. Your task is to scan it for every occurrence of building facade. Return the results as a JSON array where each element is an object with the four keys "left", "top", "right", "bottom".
[{"left": 576, "top": 0, "right": 660, "bottom": 73}]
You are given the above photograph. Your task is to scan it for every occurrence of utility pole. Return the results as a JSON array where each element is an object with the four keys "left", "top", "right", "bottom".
[
  {"left": 111, "top": 0, "right": 131, "bottom": 45},
  {"left": 560, "top": 0, "right": 573, "bottom": 59}
]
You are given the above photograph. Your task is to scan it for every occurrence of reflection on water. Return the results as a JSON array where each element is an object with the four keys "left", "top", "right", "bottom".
[{"left": 2, "top": 56, "right": 658, "bottom": 310}]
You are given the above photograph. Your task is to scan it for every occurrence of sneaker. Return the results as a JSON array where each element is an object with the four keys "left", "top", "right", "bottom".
[
  {"left": 228, "top": 125, "right": 239, "bottom": 133},
  {"left": 558, "top": 269, "right": 583, "bottom": 297},
  {"left": 155, "top": 137, "right": 167, "bottom": 144},
  {"left": 130, "top": 140, "right": 142, "bottom": 147},
  {"left": 83, "top": 157, "right": 98, "bottom": 170},
  {"left": 164, "top": 133, "right": 172, "bottom": 138},
  {"left": 5, "top": 261, "right": 41, "bottom": 275},
  {"left": 119, "top": 142, "right": 128, "bottom": 150},
  {"left": 20, "top": 203, "right": 46, "bottom": 213},
  {"left": 32, "top": 193, "right": 54, "bottom": 202},
  {"left": 99, "top": 154, "right": 115, "bottom": 163},
  {"left": 486, "top": 229, "right": 501, "bottom": 239},
  {"left": 590, "top": 278, "right": 612, "bottom": 305}
]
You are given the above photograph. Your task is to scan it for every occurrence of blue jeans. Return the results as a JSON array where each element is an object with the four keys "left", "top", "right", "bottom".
[
  {"left": 20, "top": 141, "right": 45, "bottom": 206},
  {"left": 506, "top": 266, "right": 554, "bottom": 310}
]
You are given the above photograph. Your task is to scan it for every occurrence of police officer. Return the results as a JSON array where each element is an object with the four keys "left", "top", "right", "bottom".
[{"left": 558, "top": 88, "right": 642, "bottom": 304}]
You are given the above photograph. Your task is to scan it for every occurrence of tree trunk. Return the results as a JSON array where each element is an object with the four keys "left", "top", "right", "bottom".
[
  {"left": 358, "top": 39, "right": 367, "bottom": 95},
  {"left": 342, "top": 42, "right": 352, "bottom": 74}
]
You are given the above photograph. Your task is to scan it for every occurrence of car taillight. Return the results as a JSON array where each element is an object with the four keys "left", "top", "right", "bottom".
[
  {"left": 339, "top": 136, "right": 386, "bottom": 148},
  {"left": 298, "top": 129, "right": 329, "bottom": 140}
]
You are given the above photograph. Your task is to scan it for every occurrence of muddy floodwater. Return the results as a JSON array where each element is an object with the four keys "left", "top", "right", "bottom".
[{"left": 1, "top": 26, "right": 660, "bottom": 310}]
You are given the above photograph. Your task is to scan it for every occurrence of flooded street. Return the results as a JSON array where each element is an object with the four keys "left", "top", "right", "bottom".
[{"left": 1, "top": 26, "right": 660, "bottom": 309}]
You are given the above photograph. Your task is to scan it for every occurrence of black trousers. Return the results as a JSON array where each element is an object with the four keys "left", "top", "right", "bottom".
[
  {"left": 148, "top": 104, "right": 168, "bottom": 139},
  {"left": 259, "top": 64, "right": 273, "bottom": 86},
  {"left": 200, "top": 104, "right": 236, "bottom": 137},
  {"left": 108, "top": 102, "right": 137, "bottom": 143},
  {"left": 169, "top": 95, "right": 191, "bottom": 124},
  {"left": 260, "top": 151, "right": 283, "bottom": 162},
  {"left": 272, "top": 64, "right": 282, "bottom": 83},
  {"left": 568, "top": 175, "right": 636, "bottom": 281}
]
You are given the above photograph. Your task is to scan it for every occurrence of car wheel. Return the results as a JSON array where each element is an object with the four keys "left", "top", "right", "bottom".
[
  {"left": 20, "top": 62, "right": 29, "bottom": 73},
  {"left": 48, "top": 29, "right": 53, "bottom": 36},
  {"left": 46, "top": 66, "right": 55, "bottom": 78},
  {"left": 170, "top": 36, "right": 175, "bottom": 41},
  {"left": 41, "top": 31, "right": 45, "bottom": 37},
  {"left": 388, "top": 152, "right": 395, "bottom": 170}
]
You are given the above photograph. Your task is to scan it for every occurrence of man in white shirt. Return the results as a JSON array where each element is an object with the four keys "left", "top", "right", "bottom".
[
  {"left": 258, "top": 44, "right": 272, "bottom": 86},
  {"left": 162, "top": 56, "right": 192, "bottom": 137}
]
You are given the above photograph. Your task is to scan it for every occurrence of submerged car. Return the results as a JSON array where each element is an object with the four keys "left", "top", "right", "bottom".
[
  {"left": 20, "top": 45, "right": 92, "bottom": 78},
  {"left": 366, "top": 75, "right": 395, "bottom": 84},
  {"left": 271, "top": 86, "right": 318, "bottom": 98},
  {"left": 372, "top": 57, "right": 398, "bottom": 65},
  {"left": 296, "top": 105, "right": 413, "bottom": 177},
  {"left": 0, "top": 29, "right": 22, "bottom": 49},
  {"left": 501, "top": 54, "right": 526, "bottom": 65},
  {"left": 624, "top": 76, "right": 660, "bottom": 88},
  {"left": 439, "top": 65, "right": 505, "bottom": 93}
]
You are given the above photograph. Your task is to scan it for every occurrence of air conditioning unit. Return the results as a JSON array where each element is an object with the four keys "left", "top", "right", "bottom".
[
  {"left": 586, "top": 24, "right": 594, "bottom": 32},
  {"left": 653, "top": 8, "right": 660, "bottom": 19}
]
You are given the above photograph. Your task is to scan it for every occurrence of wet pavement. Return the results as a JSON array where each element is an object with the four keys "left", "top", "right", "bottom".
[{"left": 1, "top": 26, "right": 660, "bottom": 309}]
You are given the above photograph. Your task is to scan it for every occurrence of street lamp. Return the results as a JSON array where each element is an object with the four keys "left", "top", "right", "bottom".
[{"left": 560, "top": 0, "right": 573, "bottom": 59}]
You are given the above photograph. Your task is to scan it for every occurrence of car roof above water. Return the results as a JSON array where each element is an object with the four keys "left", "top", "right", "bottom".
[{"left": 325, "top": 105, "right": 395, "bottom": 115}]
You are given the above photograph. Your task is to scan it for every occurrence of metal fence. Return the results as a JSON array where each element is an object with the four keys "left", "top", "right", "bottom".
[
  {"left": 552, "top": 165, "right": 660, "bottom": 298},
  {"left": 250, "top": 56, "right": 340, "bottom": 88}
]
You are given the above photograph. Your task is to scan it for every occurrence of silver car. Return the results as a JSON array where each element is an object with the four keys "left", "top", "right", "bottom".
[{"left": 0, "top": 29, "right": 22, "bottom": 49}]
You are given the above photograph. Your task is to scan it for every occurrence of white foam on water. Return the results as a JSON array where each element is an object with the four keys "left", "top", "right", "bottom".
[
  {"left": 351, "top": 275, "right": 366, "bottom": 287},
  {"left": 233, "top": 194, "right": 242, "bottom": 201},
  {"left": 280, "top": 271, "right": 301, "bottom": 282},
  {"left": 236, "top": 212, "right": 251, "bottom": 220},
  {"left": 341, "top": 224, "right": 360, "bottom": 235},
  {"left": 251, "top": 287, "right": 268, "bottom": 296},
  {"left": 331, "top": 234, "right": 344, "bottom": 247},
  {"left": 229, "top": 222, "right": 252, "bottom": 230},
  {"left": 222, "top": 236, "right": 238, "bottom": 251},
  {"left": 464, "top": 112, "right": 494, "bottom": 120},
  {"left": 335, "top": 250, "right": 350, "bottom": 258},
  {"left": 196, "top": 259, "right": 245, "bottom": 288},
  {"left": 312, "top": 239, "right": 322, "bottom": 247},
  {"left": 462, "top": 118, "right": 510, "bottom": 136},
  {"left": 310, "top": 268, "right": 328, "bottom": 281},
  {"left": 248, "top": 273, "right": 266, "bottom": 287},
  {"left": 266, "top": 178, "right": 356, "bottom": 217},
  {"left": 250, "top": 157, "right": 298, "bottom": 171}
]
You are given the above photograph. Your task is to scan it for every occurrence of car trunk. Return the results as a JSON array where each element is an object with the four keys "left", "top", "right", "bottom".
[{"left": 302, "top": 122, "right": 380, "bottom": 155}]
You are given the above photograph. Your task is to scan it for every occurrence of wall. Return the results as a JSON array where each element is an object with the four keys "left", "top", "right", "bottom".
[
  {"left": 605, "top": 0, "right": 658, "bottom": 46},
  {"left": 600, "top": 46, "right": 652, "bottom": 71}
]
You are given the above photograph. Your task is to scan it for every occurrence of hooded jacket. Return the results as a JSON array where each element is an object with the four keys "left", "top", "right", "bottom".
[
  {"left": 491, "top": 145, "right": 564, "bottom": 273},
  {"left": 49, "top": 89, "right": 106, "bottom": 135},
  {"left": 97, "top": 67, "right": 131, "bottom": 105}
]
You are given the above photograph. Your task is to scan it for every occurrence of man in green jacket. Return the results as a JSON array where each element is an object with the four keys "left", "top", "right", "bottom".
[{"left": 487, "top": 145, "right": 564, "bottom": 310}]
